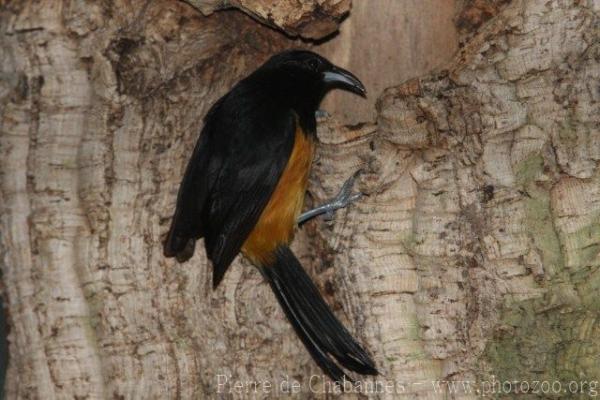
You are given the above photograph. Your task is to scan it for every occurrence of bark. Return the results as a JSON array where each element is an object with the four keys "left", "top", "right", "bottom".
[
  {"left": 316, "top": 0, "right": 459, "bottom": 124},
  {"left": 1, "top": 0, "right": 598, "bottom": 399},
  {"left": 0, "top": 2, "right": 290, "bottom": 398},
  {"left": 308, "top": 1, "right": 600, "bottom": 398},
  {"left": 183, "top": 0, "right": 351, "bottom": 40},
  {"left": 455, "top": 0, "right": 512, "bottom": 34}
]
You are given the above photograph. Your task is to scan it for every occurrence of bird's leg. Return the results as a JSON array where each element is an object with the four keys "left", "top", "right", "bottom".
[{"left": 298, "top": 170, "right": 363, "bottom": 225}]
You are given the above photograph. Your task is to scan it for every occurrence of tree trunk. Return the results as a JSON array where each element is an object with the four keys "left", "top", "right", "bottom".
[{"left": 1, "top": 0, "right": 598, "bottom": 399}]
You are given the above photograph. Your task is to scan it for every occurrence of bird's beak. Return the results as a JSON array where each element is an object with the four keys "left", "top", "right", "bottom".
[{"left": 322, "top": 66, "right": 366, "bottom": 97}]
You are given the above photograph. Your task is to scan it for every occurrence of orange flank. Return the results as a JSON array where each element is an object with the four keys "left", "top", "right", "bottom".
[{"left": 242, "top": 124, "right": 315, "bottom": 266}]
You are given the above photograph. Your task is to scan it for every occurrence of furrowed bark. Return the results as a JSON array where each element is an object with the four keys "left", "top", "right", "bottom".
[
  {"left": 0, "top": 1, "right": 291, "bottom": 398},
  {"left": 183, "top": 0, "right": 351, "bottom": 39},
  {"left": 307, "top": 0, "right": 600, "bottom": 398}
]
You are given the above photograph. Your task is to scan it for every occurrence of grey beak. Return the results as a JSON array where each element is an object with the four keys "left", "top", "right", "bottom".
[{"left": 322, "top": 66, "right": 366, "bottom": 97}]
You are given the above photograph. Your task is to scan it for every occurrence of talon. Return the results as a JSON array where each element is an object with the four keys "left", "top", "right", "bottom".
[
  {"left": 296, "top": 170, "right": 364, "bottom": 225},
  {"left": 350, "top": 192, "right": 362, "bottom": 201},
  {"left": 344, "top": 192, "right": 363, "bottom": 206}
]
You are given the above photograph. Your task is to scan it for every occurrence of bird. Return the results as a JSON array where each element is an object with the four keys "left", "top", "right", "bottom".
[{"left": 163, "top": 49, "right": 377, "bottom": 382}]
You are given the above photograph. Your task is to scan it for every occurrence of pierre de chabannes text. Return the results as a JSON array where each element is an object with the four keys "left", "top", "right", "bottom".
[{"left": 216, "top": 374, "right": 599, "bottom": 396}]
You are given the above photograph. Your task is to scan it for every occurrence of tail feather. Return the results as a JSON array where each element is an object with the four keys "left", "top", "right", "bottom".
[{"left": 261, "top": 246, "right": 378, "bottom": 382}]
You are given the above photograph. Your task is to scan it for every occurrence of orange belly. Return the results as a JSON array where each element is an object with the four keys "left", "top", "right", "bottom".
[{"left": 242, "top": 125, "right": 315, "bottom": 266}]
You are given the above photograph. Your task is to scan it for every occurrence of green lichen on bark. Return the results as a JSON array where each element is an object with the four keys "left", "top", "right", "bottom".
[
  {"left": 514, "top": 154, "right": 545, "bottom": 188},
  {"left": 482, "top": 154, "right": 600, "bottom": 397},
  {"left": 561, "top": 217, "right": 600, "bottom": 272},
  {"left": 484, "top": 301, "right": 599, "bottom": 399},
  {"left": 522, "top": 187, "right": 564, "bottom": 278}
]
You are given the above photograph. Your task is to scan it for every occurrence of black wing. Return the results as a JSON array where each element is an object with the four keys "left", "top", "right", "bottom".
[
  {"left": 163, "top": 99, "right": 223, "bottom": 262},
  {"left": 204, "top": 106, "right": 296, "bottom": 287},
  {"left": 164, "top": 82, "right": 297, "bottom": 287}
]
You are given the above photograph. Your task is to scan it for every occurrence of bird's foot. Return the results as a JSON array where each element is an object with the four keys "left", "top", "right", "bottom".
[
  {"left": 298, "top": 170, "right": 363, "bottom": 225},
  {"left": 315, "top": 109, "right": 330, "bottom": 119}
]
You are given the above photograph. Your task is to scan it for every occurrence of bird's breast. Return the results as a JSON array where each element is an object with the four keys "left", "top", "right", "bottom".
[{"left": 242, "top": 124, "right": 315, "bottom": 266}]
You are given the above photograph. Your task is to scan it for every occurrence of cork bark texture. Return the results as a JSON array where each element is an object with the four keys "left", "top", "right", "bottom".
[
  {"left": 306, "top": 0, "right": 600, "bottom": 398},
  {"left": 0, "top": 0, "right": 598, "bottom": 399},
  {"left": 183, "top": 0, "right": 351, "bottom": 39}
]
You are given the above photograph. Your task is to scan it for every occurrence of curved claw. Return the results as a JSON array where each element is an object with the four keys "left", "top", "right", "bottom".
[
  {"left": 331, "top": 191, "right": 362, "bottom": 209},
  {"left": 347, "top": 192, "right": 363, "bottom": 203},
  {"left": 340, "top": 170, "right": 361, "bottom": 193},
  {"left": 331, "top": 171, "right": 362, "bottom": 206}
]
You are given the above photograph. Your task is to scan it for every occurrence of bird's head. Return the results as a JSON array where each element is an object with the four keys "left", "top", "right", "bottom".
[{"left": 258, "top": 50, "right": 366, "bottom": 112}]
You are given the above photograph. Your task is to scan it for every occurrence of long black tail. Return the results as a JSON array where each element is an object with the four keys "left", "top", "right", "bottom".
[{"left": 261, "top": 246, "right": 378, "bottom": 382}]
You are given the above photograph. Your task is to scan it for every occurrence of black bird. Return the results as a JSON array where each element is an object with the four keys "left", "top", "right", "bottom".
[{"left": 164, "top": 49, "right": 377, "bottom": 382}]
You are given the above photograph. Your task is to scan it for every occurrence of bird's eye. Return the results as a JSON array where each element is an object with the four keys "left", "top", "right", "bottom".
[{"left": 306, "top": 58, "right": 320, "bottom": 71}]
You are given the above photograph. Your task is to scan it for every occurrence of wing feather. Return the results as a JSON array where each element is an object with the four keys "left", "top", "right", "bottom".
[
  {"left": 205, "top": 110, "right": 296, "bottom": 287},
  {"left": 163, "top": 119, "right": 214, "bottom": 260},
  {"left": 164, "top": 77, "right": 298, "bottom": 288}
]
